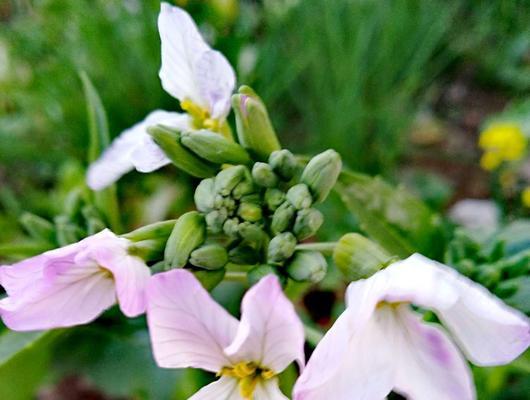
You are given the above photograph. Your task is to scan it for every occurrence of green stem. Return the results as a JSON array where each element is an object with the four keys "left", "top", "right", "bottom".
[
  {"left": 295, "top": 242, "right": 337, "bottom": 256},
  {"left": 304, "top": 324, "right": 324, "bottom": 347},
  {"left": 224, "top": 271, "right": 248, "bottom": 283}
]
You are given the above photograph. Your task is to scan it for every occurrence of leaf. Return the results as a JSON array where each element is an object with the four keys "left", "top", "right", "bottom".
[
  {"left": 79, "top": 71, "right": 121, "bottom": 232},
  {"left": 335, "top": 170, "right": 444, "bottom": 258},
  {"left": 0, "top": 330, "right": 63, "bottom": 400}
]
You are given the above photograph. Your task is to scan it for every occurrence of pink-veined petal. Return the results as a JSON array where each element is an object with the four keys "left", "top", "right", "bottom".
[
  {"left": 0, "top": 254, "right": 49, "bottom": 297},
  {"left": 392, "top": 305, "right": 475, "bottom": 400},
  {"left": 224, "top": 275, "right": 305, "bottom": 373},
  {"left": 146, "top": 269, "right": 238, "bottom": 372},
  {"left": 188, "top": 377, "right": 241, "bottom": 400},
  {"left": 389, "top": 254, "right": 530, "bottom": 366},
  {"left": 87, "top": 110, "right": 188, "bottom": 190},
  {"left": 254, "top": 378, "right": 288, "bottom": 400}
]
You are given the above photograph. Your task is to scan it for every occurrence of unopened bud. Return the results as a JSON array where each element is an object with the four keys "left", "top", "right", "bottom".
[
  {"left": 123, "top": 219, "right": 177, "bottom": 242},
  {"left": 248, "top": 264, "right": 286, "bottom": 286},
  {"left": 293, "top": 208, "right": 324, "bottom": 240},
  {"left": 286, "top": 183, "right": 312, "bottom": 210},
  {"left": 232, "top": 178, "right": 255, "bottom": 199},
  {"left": 229, "top": 245, "right": 261, "bottom": 265},
  {"left": 232, "top": 86, "right": 281, "bottom": 160},
  {"left": 286, "top": 251, "right": 327, "bottom": 283},
  {"left": 128, "top": 238, "right": 166, "bottom": 262},
  {"left": 223, "top": 217, "right": 240, "bottom": 238},
  {"left": 333, "top": 233, "right": 395, "bottom": 281},
  {"left": 215, "top": 165, "right": 247, "bottom": 196},
  {"left": 265, "top": 188, "right": 285, "bottom": 211},
  {"left": 20, "top": 212, "right": 55, "bottom": 243},
  {"left": 252, "top": 162, "right": 279, "bottom": 188},
  {"left": 271, "top": 201, "right": 296, "bottom": 234},
  {"left": 180, "top": 129, "right": 251, "bottom": 165},
  {"left": 301, "top": 149, "right": 342, "bottom": 203},
  {"left": 238, "top": 202, "right": 263, "bottom": 222},
  {"left": 222, "top": 197, "right": 237, "bottom": 212},
  {"left": 269, "top": 150, "right": 297, "bottom": 181},
  {"left": 192, "top": 267, "right": 226, "bottom": 291},
  {"left": 164, "top": 211, "right": 206, "bottom": 269},
  {"left": 206, "top": 208, "right": 228, "bottom": 234},
  {"left": 239, "top": 222, "right": 267, "bottom": 249},
  {"left": 194, "top": 178, "right": 216, "bottom": 212},
  {"left": 267, "top": 232, "right": 297, "bottom": 263},
  {"left": 189, "top": 244, "right": 228, "bottom": 270},
  {"left": 148, "top": 125, "right": 218, "bottom": 178}
]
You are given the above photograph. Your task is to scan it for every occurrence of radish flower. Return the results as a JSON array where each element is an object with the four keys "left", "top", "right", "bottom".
[
  {"left": 294, "top": 254, "right": 530, "bottom": 400},
  {"left": 0, "top": 229, "right": 151, "bottom": 331},
  {"left": 147, "top": 270, "right": 304, "bottom": 399},
  {"left": 87, "top": 3, "right": 235, "bottom": 190}
]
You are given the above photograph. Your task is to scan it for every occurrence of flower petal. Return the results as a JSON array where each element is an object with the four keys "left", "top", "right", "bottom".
[
  {"left": 388, "top": 254, "right": 530, "bottom": 366},
  {"left": 189, "top": 377, "right": 242, "bottom": 400},
  {"left": 87, "top": 110, "right": 188, "bottom": 190},
  {"left": 224, "top": 275, "right": 305, "bottom": 373},
  {"left": 254, "top": 378, "right": 288, "bottom": 400},
  {"left": 392, "top": 306, "right": 475, "bottom": 400},
  {"left": 146, "top": 269, "right": 238, "bottom": 372},
  {"left": 0, "top": 254, "right": 49, "bottom": 297}
]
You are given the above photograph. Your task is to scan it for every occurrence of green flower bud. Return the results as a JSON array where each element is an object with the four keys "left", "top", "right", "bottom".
[
  {"left": 265, "top": 188, "right": 286, "bottom": 211},
  {"left": 232, "top": 179, "right": 255, "bottom": 199},
  {"left": 180, "top": 129, "right": 251, "bottom": 165},
  {"left": 194, "top": 178, "right": 216, "bottom": 212},
  {"left": 164, "top": 211, "right": 206, "bottom": 269},
  {"left": 286, "top": 183, "right": 313, "bottom": 210},
  {"left": 252, "top": 162, "right": 279, "bottom": 188},
  {"left": 293, "top": 208, "right": 324, "bottom": 240},
  {"left": 267, "top": 232, "right": 297, "bottom": 263},
  {"left": 228, "top": 245, "right": 261, "bottom": 265},
  {"left": 223, "top": 217, "right": 240, "bottom": 238},
  {"left": 206, "top": 208, "right": 228, "bottom": 234},
  {"left": 248, "top": 264, "right": 286, "bottom": 286},
  {"left": 215, "top": 165, "right": 247, "bottom": 196},
  {"left": 192, "top": 267, "right": 226, "bottom": 291},
  {"left": 286, "top": 251, "right": 327, "bottom": 283},
  {"left": 232, "top": 86, "right": 281, "bottom": 160},
  {"left": 238, "top": 202, "right": 263, "bottom": 222},
  {"left": 271, "top": 201, "right": 296, "bottom": 234},
  {"left": 128, "top": 238, "right": 166, "bottom": 262},
  {"left": 189, "top": 244, "right": 228, "bottom": 270},
  {"left": 239, "top": 222, "right": 267, "bottom": 249},
  {"left": 20, "top": 212, "right": 55, "bottom": 243},
  {"left": 55, "top": 215, "right": 82, "bottom": 246},
  {"left": 240, "top": 193, "right": 261, "bottom": 204},
  {"left": 222, "top": 196, "right": 237, "bottom": 212},
  {"left": 269, "top": 149, "right": 297, "bottom": 181},
  {"left": 148, "top": 125, "right": 218, "bottom": 178},
  {"left": 333, "top": 233, "right": 395, "bottom": 281},
  {"left": 301, "top": 149, "right": 342, "bottom": 203},
  {"left": 214, "top": 194, "right": 224, "bottom": 209},
  {"left": 123, "top": 219, "right": 177, "bottom": 242}
]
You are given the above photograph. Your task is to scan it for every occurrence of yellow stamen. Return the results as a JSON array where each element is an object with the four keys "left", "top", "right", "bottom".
[{"left": 219, "top": 361, "right": 277, "bottom": 399}]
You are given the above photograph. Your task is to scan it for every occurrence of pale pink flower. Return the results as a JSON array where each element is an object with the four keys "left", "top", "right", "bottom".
[
  {"left": 0, "top": 229, "right": 150, "bottom": 331},
  {"left": 87, "top": 3, "right": 235, "bottom": 190},
  {"left": 147, "top": 270, "right": 305, "bottom": 400},
  {"left": 294, "top": 253, "right": 530, "bottom": 400}
]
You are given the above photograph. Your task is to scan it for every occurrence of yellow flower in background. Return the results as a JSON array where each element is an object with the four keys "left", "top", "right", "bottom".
[
  {"left": 479, "top": 123, "right": 526, "bottom": 171},
  {"left": 522, "top": 187, "right": 530, "bottom": 208}
]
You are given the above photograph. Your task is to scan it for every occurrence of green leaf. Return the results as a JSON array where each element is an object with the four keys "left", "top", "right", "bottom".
[
  {"left": 0, "top": 330, "right": 63, "bottom": 400},
  {"left": 80, "top": 71, "right": 121, "bottom": 232},
  {"left": 335, "top": 170, "right": 444, "bottom": 258}
]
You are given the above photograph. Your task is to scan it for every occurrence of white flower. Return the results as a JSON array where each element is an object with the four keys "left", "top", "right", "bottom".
[
  {"left": 87, "top": 3, "right": 235, "bottom": 190},
  {"left": 293, "top": 254, "right": 530, "bottom": 400}
]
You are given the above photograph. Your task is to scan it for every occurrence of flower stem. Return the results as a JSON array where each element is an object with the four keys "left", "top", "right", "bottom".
[
  {"left": 295, "top": 242, "right": 337, "bottom": 256},
  {"left": 224, "top": 271, "right": 248, "bottom": 283}
]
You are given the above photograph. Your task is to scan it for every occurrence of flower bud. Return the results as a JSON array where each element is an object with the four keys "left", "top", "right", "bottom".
[
  {"left": 223, "top": 217, "right": 240, "bottom": 238},
  {"left": 180, "top": 129, "right": 251, "bottom": 165},
  {"left": 252, "top": 162, "right": 279, "bottom": 188},
  {"left": 269, "top": 149, "right": 297, "bottom": 181},
  {"left": 238, "top": 202, "right": 263, "bottom": 222},
  {"left": 194, "top": 178, "right": 216, "bottom": 212},
  {"left": 232, "top": 178, "right": 255, "bottom": 199},
  {"left": 301, "top": 149, "right": 342, "bottom": 203},
  {"left": 267, "top": 232, "right": 297, "bottom": 263},
  {"left": 228, "top": 245, "right": 261, "bottom": 265},
  {"left": 20, "top": 212, "right": 55, "bottom": 243},
  {"left": 123, "top": 219, "right": 177, "bottom": 242},
  {"left": 271, "top": 201, "right": 296, "bottom": 234},
  {"left": 286, "top": 183, "right": 313, "bottom": 210},
  {"left": 265, "top": 188, "right": 286, "bottom": 211},
  {"left": 189, "top": 244, "right": 228, "bottom": 270},
  {"left": 215, "top": 165, "right": 247, "bottom": 196},
  {"left": 248, "top": 264, "right": 286, "bottom": 286},
  {"left": 148, "top": 125, "right": 218, "bottom": 178},
  {"left": 293, "top": 208, "right": 324, "bottom": 240},
  {"left": 333, "top": 233, "right": 395, "bottom": 281},
  {"left": 239, "top": 222, "right": 267, "bottom": 249},
  {"left": 206, "top": 208, "right": 228, "bottom": 234},
  {"left": 164, "top": 211, "right": 206, "bottom": 269},
  {"left": 286, "top": 251, "right": 327, "bottom": 283},
  {"left": 222, "top": 197, "right": 237, "bottom": 212},
  {"left": 192, "top": 267, "right": 226, "bottom": 291},
  {"left": 232, "top": 86, "right": 281, "bottom": 160},
  {"left": 128, "top": 238, "right": 166, "bottom": 262}
]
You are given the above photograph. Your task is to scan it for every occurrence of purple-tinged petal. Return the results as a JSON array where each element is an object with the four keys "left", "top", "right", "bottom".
[
  {"left": 392, "top": 305, "right": 475, "bottom": 400},
  {"left": 0, "top": 254, "right": 48, "bottom": 297},
  {"left": 254, "top": 379, "right": 288, "bottom": 400},
  {"left": 188, "top": 377, "right": 241, "bottom": 400},
  {"left": 146, "top": 269, "right": 238, "bottom": 372},
  {"left": 224, "top": 275, "right": 305, "bottom": 373}
]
